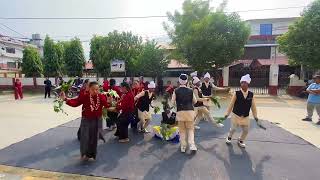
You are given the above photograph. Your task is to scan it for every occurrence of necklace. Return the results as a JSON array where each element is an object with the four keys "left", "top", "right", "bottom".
[{"left": 89, "top": 94, "right": 100, "bottom": 112}]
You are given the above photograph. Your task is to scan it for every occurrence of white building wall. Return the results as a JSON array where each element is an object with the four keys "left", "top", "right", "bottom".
[{"left": 247, "top": 18, "right": 297, "bottom": 36}]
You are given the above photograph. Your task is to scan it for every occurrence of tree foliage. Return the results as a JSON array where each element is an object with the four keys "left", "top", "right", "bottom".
[
  {"left": 135, "top": 40, "right": 168, "bottom": 78},
  {"left": 278, "top": 0, "right": 320, "bottom": 69},
  {"left": 90, "top": 31, "right": 143, "bottom": 77},
  {"left": 164, "top": 0, "right": 250, "bottom": 72},
  {"left": 43, "top": 36, "right": 64, "bottom": 77},
  {"left": 21, "top": 46, "right": 43, "bottom": 77},
  {"left": 64, "top": 38, "right": 85, "bottom": 76}
]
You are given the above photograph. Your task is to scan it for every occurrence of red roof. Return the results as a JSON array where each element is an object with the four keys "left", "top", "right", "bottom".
[
  {"left": 230, "top": 56, "right": 289, "bottom": 67},
  {"left": 85, "top": 61, "right": 93, "bottom": 70},
  {"left": 167, "top": 59, "right": 190, "bottom": 69}
]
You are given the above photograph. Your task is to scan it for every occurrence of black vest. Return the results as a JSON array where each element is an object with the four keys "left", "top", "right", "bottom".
[
  {"left": 232, "top": 90, "right": 254, "bottom": 117},
  {"left": 201, "top": 82, "right": 212, "bottom": 96},
  {"left": 161, "top": 112, "right": 176, "bottom": 125},
  {"left": 175, "top": 87, "right": 194, "bottom": 112},
  {"left": 137, "top": 91, "right": 154, "bottom": 112},
  {"left": 194, "top": 87, "right": 204, "bottom": 107}
]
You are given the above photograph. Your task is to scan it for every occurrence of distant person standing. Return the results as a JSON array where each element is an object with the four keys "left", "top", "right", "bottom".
[
  {"left": 44, "top": 77, "right": 52, "bottom": 98},
  {"left": 14, "top": 78, "right": 23, "bottom": 100},
  {"left": 302, "top": 75, "right": 320, "bottom": 125},
  {"left": 157, "top": 78, "right": 164, "bottom": 96}
]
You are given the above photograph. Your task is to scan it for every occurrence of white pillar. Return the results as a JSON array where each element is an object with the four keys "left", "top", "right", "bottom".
[
  {"left": 269, "top": 64, "right": 279, "bottom": 86},
  {"left": 269, "top": 64, "right": 279, "bottom": 95},
  {"left": 223, "top": 66, "right": 229, "bottom": 87}
]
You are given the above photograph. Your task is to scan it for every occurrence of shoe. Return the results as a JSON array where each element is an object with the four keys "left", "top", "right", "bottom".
[
  {"left": 180, "top": 146, "right": 186, "bottom": 153},
  {"left": 237, "top": 139, "right": 246, "bottom": 148},
  {"left": 189, "top": 144, "right": 198, "bottom": 152},
  {"left": 143, "top": 129, "right": 150, "bottom": 133},
  {"left": 216, "top": 123, "right": 224, "bottom": 128},
  {"left": 302, "top": 118, "right": 312, "bottom": 122},
  {"left": 226, "top": 137, "right": 232, "bottom": 144},
  {"left": 316, "top": 121, "right": 320, "bottom": 125},
  {"left": 194, "top": 126, "right": 201, "bottom": 130},
  {"left": 119, "top": 138, "right": 130, "bottom": 143}
]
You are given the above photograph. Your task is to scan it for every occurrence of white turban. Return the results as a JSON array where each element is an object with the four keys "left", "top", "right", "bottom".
[
  {"left": 192, "top": 77, "right": 201, "bottom": 85},
  {"left": 190, "top": 71, "right": 198, "bottom": 78},
  {"left": 148, "top": 81, "right": 156, "bottom": 89},
  {"left": 240, "top": 74, "right": 251, "bottom": 84},
  {"left": 179, "top": 74, "right": 188, "bottom": 85},
  {"left": 204, "top": 72, "right": 211, "bottom": 79}
]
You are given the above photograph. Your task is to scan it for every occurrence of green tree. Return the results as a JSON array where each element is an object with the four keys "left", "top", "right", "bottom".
[
  {"left": 43, "top": 36, "right": 64, "bottom": 77},
  {"left": 64, "top": 38, "right": 85, "bottom": 76},
  {"left": 135, "top": 40, "right": 168, "bottom": 78},
  {"left": 90, "top": 31, "right": 143, "bottom": 77},
  {"left": 278, "top": 0, "right": 320, "bottom": 69},
  {"left": 21, "top": 46, "right": 43, "bottom": 77},
  {"left": 164, "top": 0, "right": 250, "bottom": 72}
]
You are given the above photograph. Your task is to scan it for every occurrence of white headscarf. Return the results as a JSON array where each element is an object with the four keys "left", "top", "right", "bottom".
[
  {"left": 240, "top": 74, "right": 251, "bottom": 84},
  {"left": 204, "top": 72, "right": 211, "bottom": 79},
  {"left": 190, "top": 71, "right": 198, "bottom": 78},
  {"left": 148, "top": 81, "right": 156, "bottom": 89},
  {"left": 179, "top": 74, "right": 188, "bottom": 85},
  {"left": 192, "top": 77, "right": 201, "bottom": 85}
]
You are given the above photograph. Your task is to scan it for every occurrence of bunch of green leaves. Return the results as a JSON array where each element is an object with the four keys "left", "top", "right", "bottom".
[
  {"left": 107, "top": 89, "right": 120, "bottom": 98},
  {"left": 214, "top": 116, "right": 226, "bottom": 124},
  {"left": 154, "top": 106, "right": 161, "bottom": 114},
  {"left": 160, "top": 124, "right": 171, "bottom": 140},
  {"left": 210, "top": 96, "right": 221, "bottom": 108},
  {"left": 61, "top": 79, "right": 74, "bottom": 92},
  {"left": 53, "top": 98, "right": 68, "bottom": 115},
  {"left": 102, "top": 107, "right": 109, "bottom": 120}
]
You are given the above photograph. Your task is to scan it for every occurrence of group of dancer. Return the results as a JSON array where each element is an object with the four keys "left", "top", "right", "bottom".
[{"left": 60, "top": 73, "right": 260, "bottom": 161}]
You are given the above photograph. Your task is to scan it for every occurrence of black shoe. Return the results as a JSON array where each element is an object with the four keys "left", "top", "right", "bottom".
[
  {"left": 316, "top": 121, "right": 320, "bottom": 125},
  {"left": 302, "top": 118, "right": 312, "bottom": 122}
]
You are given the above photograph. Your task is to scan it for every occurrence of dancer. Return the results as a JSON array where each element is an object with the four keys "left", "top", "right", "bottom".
[
  {"left": 62, "top": 81, "right": 110, "bottom": 161},
  {"left": 114, "top": 82, "right": 135, "bottom": 143},
  {"left": 106, "top": 79, "right": 122, "bottom": 130},
  {"left": 192, "top": 77, "right": 224, "bottom": 129},
  {"left": 201, "top": 72, "right": 227, "bottom": 97},
  {"left": 14, "top": 78, "right": 23, "bottom": 100},
  {"left": 132, "top": 80, "right": 143, "bottom": 130},
  {"left": 224, "top": 74, "right": 259, "bottom": 148},
  {"left": 172, "top": 74, "right": 198, "bottom": 153},
  {"left": 135, "top": 81, "right": 156, "bottom": 133},
  {"left": 153, "top": 93, "right": 179, "bottom": 141}
]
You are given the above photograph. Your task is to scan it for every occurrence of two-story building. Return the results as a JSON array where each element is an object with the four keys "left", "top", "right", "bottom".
[
  {"left": 0, "top": 34, "right": 43, "bottom": 77},
  {"left": 226, "top": 17, "right": 300, "bottom": 91}
]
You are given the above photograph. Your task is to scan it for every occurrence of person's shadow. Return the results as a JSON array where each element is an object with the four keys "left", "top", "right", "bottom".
[
  {"left": 143, "top": 149, "right": 193, "bottom": 180},
  {"left": 208, "top": 144, "right": 271, "bottom": 180}
]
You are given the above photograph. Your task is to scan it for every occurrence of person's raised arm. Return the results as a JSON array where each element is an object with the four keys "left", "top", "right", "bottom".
[{"left": 134, "top": 91, "right": 145, "bottom": 102}]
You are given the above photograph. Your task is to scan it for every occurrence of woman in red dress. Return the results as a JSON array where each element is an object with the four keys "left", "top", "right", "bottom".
[
  {"left": 62, "top": 81, "right": 110, "bottom": 161},
  {"left": 14, "top": 79, "right": 23, "bottom": 100},
  {"left": 114, "top": 82, "right": 135, "bottom": 143}
]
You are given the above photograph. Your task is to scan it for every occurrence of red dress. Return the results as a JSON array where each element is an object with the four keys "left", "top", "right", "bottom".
[
  {"left": 66, "top": 93, "right": 109, "bottom": 119},
  {"left": 14, "top": 81, "right": 23, "bottom": 100},
  {"left": 103, "top": 80, "right": 109, "bottom": 92}
]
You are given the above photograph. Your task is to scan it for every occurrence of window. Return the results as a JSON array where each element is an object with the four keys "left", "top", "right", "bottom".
[
  {"left": 7, "top": 62, "right": 16, "bottom": 68},
  {"left": 260, "top": 24, "right": 272, "bottom": 35},
  {"left": 6, "top": 47, "right": 15, "bottom": 54}
]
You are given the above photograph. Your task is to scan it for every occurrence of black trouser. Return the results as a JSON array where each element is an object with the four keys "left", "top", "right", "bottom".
[
  {"left": 115, "top": 112, "right": 132, "bottom": 140},
  {"left": 106, "top": 112, "right": 118, "bottom": 128},
  {"left": 80, "top": 118, "right": 99, "bottom": 159},
  {"left": 130, "top": 108, "right": 138, "bottom": 129},
  {"left": 45, "top": 86, "right": 51, "bottom": 98}
]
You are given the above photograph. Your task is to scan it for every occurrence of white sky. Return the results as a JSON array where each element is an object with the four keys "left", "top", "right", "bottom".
[{"left": 0, "top": 0, "right": 314, "bottom": 58}]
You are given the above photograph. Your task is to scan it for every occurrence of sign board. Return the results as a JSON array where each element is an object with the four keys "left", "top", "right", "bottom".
[{"left": 110, "top": 59, "right": 125, "bottom": 72}]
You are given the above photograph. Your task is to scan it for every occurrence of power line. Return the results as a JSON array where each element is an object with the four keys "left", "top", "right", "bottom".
[
  {"left": 0, "top": 6, "right": 307, "bottom": 20},
  {"left": 0, "top": 23, "right": 28, "bottom": 39}
]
